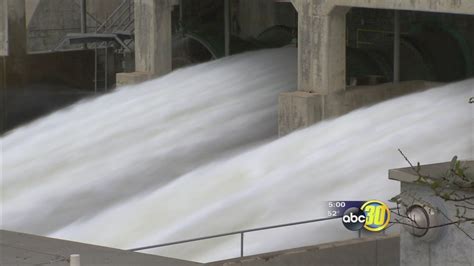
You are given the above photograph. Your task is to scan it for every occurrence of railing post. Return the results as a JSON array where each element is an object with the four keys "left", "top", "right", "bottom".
[
  {"left": 224, "top": 0, "right": 230, "bottom": 56},
  {"left": 393, "top": 10, "right": 400, "bottom": 83},
  {"left": 80, "top": 0, "right": 87, "bottom": 49},
  {"left": 240, "top": 232, "right": 244, "bottom": 257},
  {"left": 70, "top": 254, "right": 80, "bottom": 266}
]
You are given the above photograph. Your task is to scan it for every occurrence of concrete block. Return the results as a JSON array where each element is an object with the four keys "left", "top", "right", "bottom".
[
  {"left": 390, "top": 162, "right": 474, "bottom": 266},
  {"left": 1, "top": 230, "right": 200, "bottom": 266},
  {"left": 278, "top": 91, "right": 322, "bottom": 136},
  {"left": 0, "top": 0, "right": 7, "bottom": 56},
  {"left": 116, "top": 71, "right": 151, "bottom": 86},
  {"left": 279, "top": 81, "right": 441, "bottom": 136},
  {"left": 208, "top": 235, "right": 400, "bottom": 266}
]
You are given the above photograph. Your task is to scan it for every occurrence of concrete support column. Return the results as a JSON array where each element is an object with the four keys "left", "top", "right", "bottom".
[
  {"left": 5, "top": 0, "right": 27, "bottom": 57},
  {"left": 0, "top": 0, "right": 8, "bottom": 56},
  {"left": 238, "top": 0, "right": 276, "bottom": 38},
  {"left": 278, "top": 4, "right": 348, "bottom": 136},
  {"left": 134, "top": 0, "right": 172, "bottom": 78},
  {"left": 1, "top": 0, "right": 27, "bottom": 89},
  {"left": 297, "top": 6, "right": 348, "bottom": 94}
]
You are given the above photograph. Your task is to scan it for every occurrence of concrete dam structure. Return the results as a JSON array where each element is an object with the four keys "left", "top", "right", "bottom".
[{"left": 1, "top": 0, "right": 473, "bottom": 265}]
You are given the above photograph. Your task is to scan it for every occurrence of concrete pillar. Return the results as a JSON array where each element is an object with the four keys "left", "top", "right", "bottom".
[
  {"left": 5, "top": 0, "right": 27, "bottom": 57},
  {"left": 238, "top": 0, "right": 276, "bottom": 38},
  {"left": 297, "top": 5, "right": 348, "bottom": 94},
  {"left": 0, "top": 0, "right": 8, "bottom": 56},
  {"left": 278, "top": 91, "right": 322, "bottom": 136},
  {"left": 1, "top": 0, "right": 27, "bottom": 89},
  {"left": 278, "top": 3, "right": 348, "bottom": 136},
  {"left": 134, "top": 0, "right": 172, "bottom": 78}
]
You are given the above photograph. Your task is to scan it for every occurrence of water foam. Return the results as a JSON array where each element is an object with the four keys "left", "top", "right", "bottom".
[
  {"left": 1, "top": 48, "right": 473, "bottom": 263},
  {"left": 1, "top": 48, "right": 296, "bottom": 234}
]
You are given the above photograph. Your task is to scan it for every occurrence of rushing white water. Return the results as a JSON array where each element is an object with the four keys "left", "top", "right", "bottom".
[
  {"left": 1, "top": 47, "right": 473, "bottom": 263},
  {"left": 1, "top": 48, "right": 296, "bottom": 234}
]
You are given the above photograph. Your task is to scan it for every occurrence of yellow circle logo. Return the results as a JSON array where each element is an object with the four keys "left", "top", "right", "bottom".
[{"left": 361, "top": 200, "right": 391, "bottom": 232}]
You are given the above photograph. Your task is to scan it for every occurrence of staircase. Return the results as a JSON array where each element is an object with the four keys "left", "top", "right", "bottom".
[{"left": 54, "top": 0, "right": 135, "bottom": 92}]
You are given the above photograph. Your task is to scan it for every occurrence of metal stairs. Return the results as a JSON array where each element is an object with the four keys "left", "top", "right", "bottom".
[{"left": 53, "top": 0, "right": 135, "bottom": 92}]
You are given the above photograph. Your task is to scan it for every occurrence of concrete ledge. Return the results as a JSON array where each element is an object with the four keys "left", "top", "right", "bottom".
[
  {"left": 389, "top": 161, "right": 474, "bottom": 265},
  {"left": 278, "top": 91, "right": 323, "bottom": 136},
  {"left": 207, "top": 234, "right": 400, "bottom": 266},
  {"left": 324, "top": 81, "right": 440, "bottom": 118},
  {"left": 279, "top": 81, "right": 441, "bottom": 136},
  {"left": 0, "top": 230, "right": 200, "bottom": 266},
  {"left": 116, "top": 71, "right": 152, "bottom": 86}
]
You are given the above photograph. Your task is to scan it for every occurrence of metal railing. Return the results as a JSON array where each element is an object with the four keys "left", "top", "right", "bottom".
[
  {"left": 128, "top": 216, "right": 342, "bottom": 257},
  {"left": 96, "top": 0, "right": 134, "bottom": 34}
]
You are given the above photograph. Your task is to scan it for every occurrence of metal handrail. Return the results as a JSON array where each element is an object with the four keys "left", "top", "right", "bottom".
[
  {"left": 104, "top": 4, "right": 130, "bottom": 32},
  {"left": 72, "top": 0, "right": 103, "bottom": 27},
  {"left": 128, "top": 216, "right": 342, "bottom": 257},
  {"left": 96, "top": 0, "right": 130, "bottom": 33},
  {"left": 113, "top": 4, "right": 134, "bottom": 33}
]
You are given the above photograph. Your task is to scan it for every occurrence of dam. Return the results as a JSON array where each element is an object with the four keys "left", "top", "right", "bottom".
[{"left": 1, "top": 1, "right": 473, "bottom": 265}]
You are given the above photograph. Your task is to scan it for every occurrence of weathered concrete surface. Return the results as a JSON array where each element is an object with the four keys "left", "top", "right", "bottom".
[
  {"left": 292, "top": 0, "right": 474, "bottom": 15},
  {"left": 116, "top": 71, "right": 151, "bottom": 86},
  {"left": 297, "top": 5, "right": 348, "bottom": 94},
  {"left": 0, "top": 0, "right": 95, "bottom": 90},
  {"left": 278, "top": 90, "right": 322, "bottom": 136},
  {"left": 0, "top": 0, "right": 7, "bottom": 56},
  {"left": 238, "top": 0, "right": 276, "bottom": 38},
  {"left": 134, "top": 0, "right": 172, "bottom": 78},
  {"left": 2, "top": 49, "right": 95, "bottom": 90},
  {"left": 27, "top": 0, "right": 123, "bottom": 52},
  {"left": 279, "top": 81, "right": 439, "bottom": 135},
  {"left": 0, "top": 230, "right": 201, "bottom": 266},
  {"left": 322, "top": 80, "right": 440, "bottom": 118},
  {"left": 207, "top": 234, "right": 400, "bottom": 266},
  {"left": 5, "top": 0, "right": 26, "bottom": 57},
  {"left": 389, "top": 162, "right": 474, "bottom": 266},
  {"left": 293, "top": 0, "right": 474, "bottom": 98}
]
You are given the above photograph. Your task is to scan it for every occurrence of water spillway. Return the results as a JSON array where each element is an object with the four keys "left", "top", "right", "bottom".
[
  {"left": 1, "top": 48, "right": 473, "bottom": 263},
  {"left": 1, "top": 48, "right": 296, "bottom": 234}
]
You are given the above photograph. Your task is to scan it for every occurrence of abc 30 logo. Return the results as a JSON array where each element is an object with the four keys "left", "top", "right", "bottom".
[{"left": 342, "top": 200, "right": 390, "bottom": 232}]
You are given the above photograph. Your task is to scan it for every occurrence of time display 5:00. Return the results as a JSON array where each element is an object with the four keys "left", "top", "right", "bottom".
[{"left": 328, "top": 201, "right": 346, "bottom": 208}]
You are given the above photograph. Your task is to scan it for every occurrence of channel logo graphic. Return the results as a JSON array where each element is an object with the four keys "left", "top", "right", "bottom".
[{"left": 327, "top": 200, "right": 391, "bottom": 232}]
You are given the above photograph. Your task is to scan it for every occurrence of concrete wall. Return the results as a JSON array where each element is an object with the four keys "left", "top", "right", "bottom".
[
  {"left": 0, "top": 0, "right": 95, "bottom": 91},
  {"left": 389, "top": 162, "right": 474, "bottom": 266},
  {"left": 134, "top": 0, "right": 172, "bottom": 77},
  {"left": 238, "top": 0, "right": 276, "bottom": 38},
  {"left": 0, "top": 0, "right": 7, "bottom": 56},
  {"left": 279, "top": 80, "right": 439, "bottom": 136},
  {"left": 2, "top": 50, "right": 95, "bottom": 89},
  {"left": 292, "top": 0, "right": 474, "bottom": 16},
  {"left": 27, "top": 0, "right": 123, "bottom": 52},
  {"left": 208, "top": 235, "right": 400, "bottom": 266},
  {"left": 291, "top": 0, "right": 474, "bottom": 94},
  {"left": 1, "top": 230, "right": 200, "bottom": 266},
  {"left": 280, "top": 0, "right": 474, "bottom": 135},
  {"left": 399, "top": 183, "right": 474, "bottom": 266}
]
